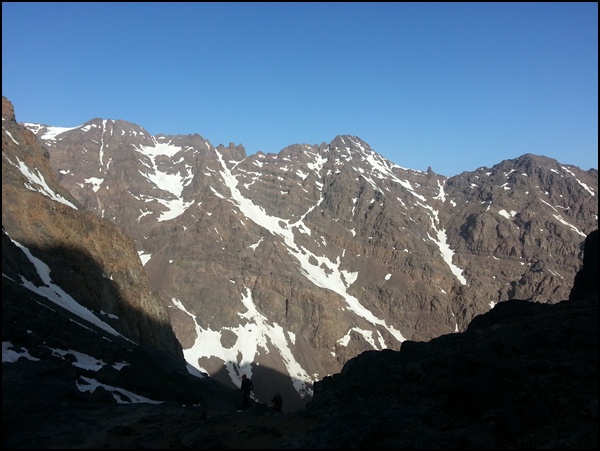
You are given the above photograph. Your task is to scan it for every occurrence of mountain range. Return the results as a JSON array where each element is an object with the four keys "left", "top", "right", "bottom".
[{"left": 2, "top": 95, "right": 597, "bottom": 448}]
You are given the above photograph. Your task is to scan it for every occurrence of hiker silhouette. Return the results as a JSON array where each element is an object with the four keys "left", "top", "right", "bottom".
[
  {"left": 271, "top": 392, "right": 282, "bottom": 413},
  {"left": 240, "top": 374, "right": 253, "bottom": 409}
]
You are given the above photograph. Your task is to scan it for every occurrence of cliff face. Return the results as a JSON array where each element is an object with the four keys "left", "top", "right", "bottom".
[{"left": 2, "top": 96, "right": 184, "bottom": 360}]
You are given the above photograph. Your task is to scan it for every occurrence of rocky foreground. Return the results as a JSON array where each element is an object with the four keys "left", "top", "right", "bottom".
[{"left": 3, "top": 293, "right": 597, "bottom": 449}]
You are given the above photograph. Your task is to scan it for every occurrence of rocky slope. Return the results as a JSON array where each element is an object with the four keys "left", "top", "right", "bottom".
[{"left": 2, "top": 97, "right": 182, "bottom": 358}]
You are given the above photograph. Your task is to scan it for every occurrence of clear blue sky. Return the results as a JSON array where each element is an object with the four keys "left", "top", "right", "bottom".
[{"left": 2, "top": 2, "right": 598, "bottom": 176}]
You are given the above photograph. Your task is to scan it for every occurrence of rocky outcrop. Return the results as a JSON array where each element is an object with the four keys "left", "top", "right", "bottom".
[
  {"left": 569, "top": 229, "right": 598, "bottom": 301},
  {"left": 296, "top": 234, "right": 598, "bottom": 448}
]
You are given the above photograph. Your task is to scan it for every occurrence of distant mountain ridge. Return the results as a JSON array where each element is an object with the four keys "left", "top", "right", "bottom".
[{"left": 4, "top": 96, "right": 597, "bottom": 412}]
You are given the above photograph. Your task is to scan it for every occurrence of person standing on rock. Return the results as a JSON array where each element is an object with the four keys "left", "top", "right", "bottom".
[
  {"left": 240, "top": 374, "right": 253, "bottom": 410},
  {"left": 271, "top": 392, "right": 283, "bottom": 413}
]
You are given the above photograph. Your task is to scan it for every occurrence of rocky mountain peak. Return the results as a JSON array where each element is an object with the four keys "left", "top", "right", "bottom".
[
  {"left": 2, "top": 95, "right": 16, "bottom": 121},
  {"left": 4, "top": 95, "right": 598, "bottom": 416}
]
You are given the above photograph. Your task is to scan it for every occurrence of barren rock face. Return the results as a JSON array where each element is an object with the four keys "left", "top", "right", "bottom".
[{"left": 2, "top": 96, "right": 183, "bottom": 360}]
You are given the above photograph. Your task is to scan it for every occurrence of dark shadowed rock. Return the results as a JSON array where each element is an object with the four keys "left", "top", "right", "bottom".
[{"left": 570, "top": 230, "right": 598, "bottom": 301}]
